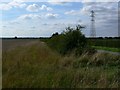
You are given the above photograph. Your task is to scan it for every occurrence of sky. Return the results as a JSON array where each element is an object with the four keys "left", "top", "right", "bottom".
[{"left": 0, "top": 0, "right": 119, "bottom": 37}]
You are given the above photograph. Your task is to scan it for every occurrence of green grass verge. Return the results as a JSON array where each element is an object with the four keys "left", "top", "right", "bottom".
[{"left": 92, "top": 46, "right": 120, "bottom": 52}]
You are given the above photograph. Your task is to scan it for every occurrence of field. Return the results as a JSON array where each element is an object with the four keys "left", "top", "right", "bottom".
[
  {"left": 2, "top": 39, "right": 120, "bottom": 88},
  {"left": 87, "top": 38, "right": 120, "bottom": 48},
  {"left": 92, "top": 46, "right": 120, "bottom": 52}
]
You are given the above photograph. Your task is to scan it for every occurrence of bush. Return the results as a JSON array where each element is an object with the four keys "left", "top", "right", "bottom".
[
  {"left": 63, "top": 26, "right": 86, "bottom": 55},
  {"left": 48, "top": 25, "right": 87, "bottom": 55},
  {"left": 47, "top": 34, "right": 66, "bottom": 54}
]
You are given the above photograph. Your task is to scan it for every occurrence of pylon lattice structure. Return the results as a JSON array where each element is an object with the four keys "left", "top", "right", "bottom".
[{"left": 90, "top": 10, "right": 96, "bottom": 37}]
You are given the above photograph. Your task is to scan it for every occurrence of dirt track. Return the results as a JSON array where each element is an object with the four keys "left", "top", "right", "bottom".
[{"left": 97, "top": 50, "right": 120, "bottom": 55}]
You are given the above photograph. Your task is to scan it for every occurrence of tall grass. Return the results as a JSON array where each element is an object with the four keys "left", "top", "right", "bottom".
[{"left": 2, "top": 41, "right": 120, "bottom": 88}]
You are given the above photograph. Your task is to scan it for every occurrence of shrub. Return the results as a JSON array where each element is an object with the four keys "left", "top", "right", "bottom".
[
  {"left": 63, "top": 26, "right": 86, "bottom": 55},
  {"left": 47, "top": 34, "right": 66, "bottom": 54},
  {"left": 48, "top": 25, "right": 87, "bottom": 55}
]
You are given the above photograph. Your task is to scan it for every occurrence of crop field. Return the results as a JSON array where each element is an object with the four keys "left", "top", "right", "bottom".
[
  {"left": 2, "top": 39, "right": 120, "bottom": 88},
  {"left": 2, "top": 39, "right": 40, "bottom": 51},
  {"left": 87, "top": 38, "right": 120, "bottom": 48}
]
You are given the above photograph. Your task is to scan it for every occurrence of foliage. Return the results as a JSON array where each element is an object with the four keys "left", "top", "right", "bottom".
[
  {"left": 51, "top": 32, "right": 59, "bottom": 37},
  {"left": 47, "top": 25, "right": 87, "bottom": 55},
  {"left": 63, "top": 25, "right": 86, "bottom": 55}
]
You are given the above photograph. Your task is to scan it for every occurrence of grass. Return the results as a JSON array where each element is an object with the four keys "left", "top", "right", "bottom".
[
  {"left": 92, "top": 46, "right": 120, "bottom": 52},
  {"left": 2, "top": 40, "right": 120, "bottom": 88}
]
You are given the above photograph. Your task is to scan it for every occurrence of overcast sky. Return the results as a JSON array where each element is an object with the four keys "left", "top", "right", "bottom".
[{"left": 0, "top": 0, "right": 119, "bottom": 37}]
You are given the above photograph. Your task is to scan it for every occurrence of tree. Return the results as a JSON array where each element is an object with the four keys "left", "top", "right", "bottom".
[
  {"left": 51, "top": 32, "right": 59, "bottom": 37},
  {"left": 15, "top": 36, "right": 17, "bottom": 39}
]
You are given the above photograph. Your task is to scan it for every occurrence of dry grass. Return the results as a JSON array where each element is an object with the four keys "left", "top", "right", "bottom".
[{"left": 2, "top": 39, "right": 120, "bottom": 88}]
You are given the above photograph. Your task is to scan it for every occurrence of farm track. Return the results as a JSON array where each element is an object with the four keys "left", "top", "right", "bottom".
[{"left": 97, "top": 50, "right": 120, "bottom": 55}]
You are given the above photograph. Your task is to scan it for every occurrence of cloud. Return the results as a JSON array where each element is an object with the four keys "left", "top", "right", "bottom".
[
  {"left": 40, "top": 5, "right": 53, "bottom": 11},
  {"left": 48, "top": 0, "right": 119, "bottom": 5},
  {"left": 16, "top": 13, "right": 59, "bottom": 22},
  {"left": 42, "top": 23, "right": 49, "bottom": 26},
  {"left": 48, "top": 0, "right": 68, "bottom": 5},
  {"left": 65, "top": 10, "right": 80, "bottom": 15},
  {"left": 0, "top": 0, "right": 26, "bottom": 10},
  {"left": 26, "top": 4, "right": 39, "bottom": 12},
  {"left": 26, "top": 4, "right": 53, "bottom": 12},
  {"left": 0, "top": 0, "right": 27, "bottom": 10},
  {"left": 9, "top": 21, "right": 20, "bottom": 24},
  {"left": 81, "top": 2, "right": 118, "bottom": 15},
  {"left": 31, "top": 26, "right": 36, "bottom": 29},
  {"left": 19, "top": 3, "right": 26, "bottom": 8},
  {"left": 45, "top": 13, "right": 59, "bottom": 19},
  {"left": 8, "top": 0, "right": 26, "bottom": 8},
  {"left": 2, "top": 26, "right": 7, "bottom": 28},
  {"left": 0, "top": 3, "right": 12, "bottom": 10},
  {"left": 54, "top": 23, "right": 58, "bottom": 26},
  {"left": 18, "top": 14, "right": 41, "bottom": 20},
  {"left": 48, "top": 0, "right": 85, "bottom": 4},
  {"left": 1, "top": 0, "right": 119, "bottom": 3}
]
